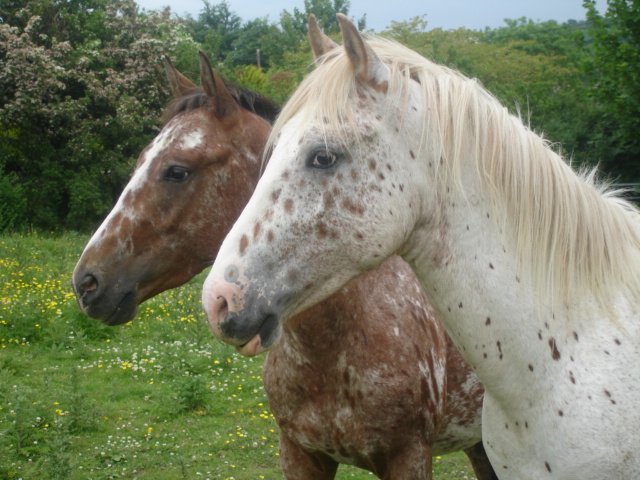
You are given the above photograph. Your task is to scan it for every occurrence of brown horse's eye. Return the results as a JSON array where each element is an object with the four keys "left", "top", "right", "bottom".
[
  {"left": 164, "top": 165, "right": 191, "bottom": 182},
  {"left": 308, "top": 150, "right": 337, "bottom": 170}
]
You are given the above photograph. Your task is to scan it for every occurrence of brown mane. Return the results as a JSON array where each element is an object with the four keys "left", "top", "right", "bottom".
[{"left": 162, "top": 81, "right": 280, "bottom": 125}]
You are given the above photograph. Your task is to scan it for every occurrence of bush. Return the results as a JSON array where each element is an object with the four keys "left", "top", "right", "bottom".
[
  {"left": 0, "top": 162, "right": 27, "bottom": 232},
  {"left": 174, "top": 374, "right": 210, "bottom": 414},
  {"left": 0, "top": 1, "right": 199, "bottom": 231}
]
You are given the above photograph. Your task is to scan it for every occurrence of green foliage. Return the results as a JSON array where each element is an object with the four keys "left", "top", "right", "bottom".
[
  {"left": 1, "top": 0, "right": 637, "bottom": 232},
  {"left": 233, "top": 64, "right": 270, "bottom": 93},
  {"left": 284, "top": 0, "right": 365, "bottom": 34},
  {"left": 43, "top": 420, "right": 72, "bottom": 480},
  {"left": 228, "top": 18, "right": 286, "bottom": 69},
  {"left": 189, "top": 0, "right": 241, "bottom": 63},
  {"left": 0, "top": 160, "right": 27, "bottom": 232},
  {"left": 174, "top": 373, "right": 210, "bottom": 413},
  {"left": 0, "top": 0, "right": 197, "bottom": 231},
  {"left": 583, "top": 0, "right": 640, "bottom": 181},
  {"left": 384, "top": 16, "right": 598, "bottom": 171}
]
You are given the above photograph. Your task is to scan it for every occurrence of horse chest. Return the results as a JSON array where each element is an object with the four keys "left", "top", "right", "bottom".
[
  {"left": 262, "top": 267, "right": 455, "bottom": 467},
  {"left": 265, "top": 344, "right": 437, "bottom": 461},
  {"left": 431, "top": 343, "right": 484, "bottom": 454}
]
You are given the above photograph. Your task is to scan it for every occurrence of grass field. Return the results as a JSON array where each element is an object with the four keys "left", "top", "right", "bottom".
[{"left": 0, "top": 232, "right": 477, "bottom": 479}]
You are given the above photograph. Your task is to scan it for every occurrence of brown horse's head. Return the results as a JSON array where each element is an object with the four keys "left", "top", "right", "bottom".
[{"left": 73, "top": 52, "right": 276, "bottom": 325}]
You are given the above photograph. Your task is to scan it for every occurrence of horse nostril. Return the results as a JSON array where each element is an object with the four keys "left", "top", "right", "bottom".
[
  {"left": 216, "top": 295, "right": 229, "bottom": 325},
  {"left": 77, "top": 274, "right": 99, "bottom": 302},
  {"left": 202, "top": 278, "right": 248, "bottom": 341}
]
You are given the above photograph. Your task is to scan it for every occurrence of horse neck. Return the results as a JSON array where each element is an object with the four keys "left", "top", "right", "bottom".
[
  {"left": 406, "top": 134, "right": 640, "bottom": 401},
  {"left": 399, "top": 147, "right": 548, "bottom": 396}
]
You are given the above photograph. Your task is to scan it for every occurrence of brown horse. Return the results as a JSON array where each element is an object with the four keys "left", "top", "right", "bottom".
[{"left": 72, "top": 52, "right": 495, "bottom": 480}]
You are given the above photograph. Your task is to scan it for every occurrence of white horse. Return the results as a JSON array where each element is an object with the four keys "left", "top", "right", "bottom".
[{"left": 203, "top": 14, "right": 640, "bottom": 479}]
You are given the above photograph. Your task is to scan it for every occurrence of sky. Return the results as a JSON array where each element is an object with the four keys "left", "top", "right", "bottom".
[{"left": 135, "top": 0, "right": 608, "bottom": 32}]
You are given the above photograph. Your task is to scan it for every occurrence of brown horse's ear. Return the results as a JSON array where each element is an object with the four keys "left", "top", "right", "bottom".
[
  {"left": 163, "top": 55, "right": 197, "bottom": 97},
  {"left": 308, "top": 14, "right": 338, "bottom": 61},
  {"left": 336, "top": 13, "right": 388, "bottom": 90},
  {"left": 198, "top": 51, "right": 239, "bottom": 117}
]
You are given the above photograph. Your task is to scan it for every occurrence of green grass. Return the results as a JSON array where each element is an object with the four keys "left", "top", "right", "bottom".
[{"left": 0, "top": 232, "right": 476, "bottom": 479}]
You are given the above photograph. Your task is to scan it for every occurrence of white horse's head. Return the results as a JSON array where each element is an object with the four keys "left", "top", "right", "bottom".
[{"left": 202, "top": 16, "right": 435, "bottom": 355}]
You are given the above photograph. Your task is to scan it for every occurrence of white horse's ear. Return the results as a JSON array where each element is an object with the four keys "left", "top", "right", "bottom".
[
  {"left": 163, "top": 55, "right": 197, "bottom": 96},
  {"left": 308, "top": 14, "right": 338, "bottom": 61},
  {"left": 199, "top": 51, "right": 239, "bottom": 117},
  {"left": 336, "top": 13, "right": 388, "bottom": 90}
]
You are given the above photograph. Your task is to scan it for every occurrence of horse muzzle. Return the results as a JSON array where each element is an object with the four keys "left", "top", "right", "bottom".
[
  {"left": 72, "top": 268, "right": 138, "bottom": 325},
  {"left": 202, "top": 274, "right": 283, "bottom": 356}
]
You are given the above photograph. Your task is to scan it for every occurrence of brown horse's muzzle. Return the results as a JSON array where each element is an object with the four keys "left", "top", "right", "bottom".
[{"left": 72, "top": 266, "right": 139, "bottom": 325}]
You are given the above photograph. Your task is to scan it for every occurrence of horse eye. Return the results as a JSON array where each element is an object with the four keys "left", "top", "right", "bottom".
[
  {"left": 164, "top": 165, "right": 191, "bottom": 182},
  {"left": 309, "top": 150, "right": 338, "bottom": 169}
]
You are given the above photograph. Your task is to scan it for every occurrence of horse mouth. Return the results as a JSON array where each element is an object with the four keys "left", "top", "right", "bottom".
[
  {"left": 235, "top": 313, "right": 280, "bottom": 357},
  {"left": 236, "top": 335, "right": 263, "bottom": 356},
  {"left": 102, "top": 291, "right": 138, "bottom": 326}
]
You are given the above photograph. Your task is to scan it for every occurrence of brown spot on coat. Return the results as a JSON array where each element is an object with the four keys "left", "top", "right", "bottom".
[
  {"left": 548, "top": 338, "right": 561, "bottom": 360},
  {"left": 284, "top": 198, "right": 294, "bottom": 214},
  {"left": 323, "top": 192, "right": 335, "bottom": 209},
  {"left": 239, "top": 235, "right": 249, "bottom": 255},
  {"left": 604, "top": 389, "right": 616, "bottom": 404},
  {"left": 342, "top": 198, "right": 365, "bottom": 215},
  {"left": 316, "top": 221, "right": 329, "bottom": 239}
]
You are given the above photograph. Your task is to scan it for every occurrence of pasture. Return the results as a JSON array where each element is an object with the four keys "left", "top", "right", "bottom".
[{"left": 0, "top": 233, "right": 475, "bottom": 479}]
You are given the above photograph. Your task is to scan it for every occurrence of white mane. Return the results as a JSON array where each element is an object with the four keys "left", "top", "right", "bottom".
[{"left": 268, "top": 35, "right": 640, "bottom": 309}]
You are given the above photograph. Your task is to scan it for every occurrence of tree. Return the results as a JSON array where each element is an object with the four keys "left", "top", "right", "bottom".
[
  {"left": 188, "top": 0, "right": 241, "bottom": 64},
  {"left": 226, "top": 18, "right": 286, "bottom": 69},
  {"left": 583, "top": 0, "right": 640, "bottom": 182},
  {"left": 383, "top": 18, "right": 595, "bottom": 169},
  {"left": 481, "top": 18, "right": 596, "bottom": 167},
  {"left": 0, "top": 0, "right": 194, "bottom": 230}
]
